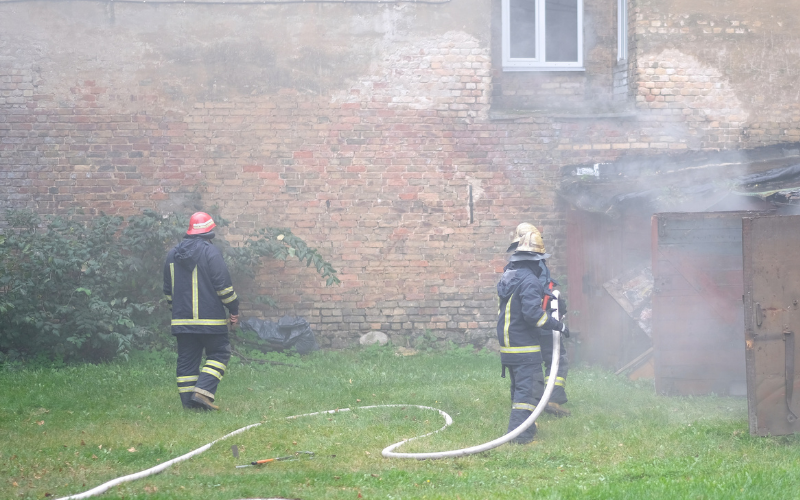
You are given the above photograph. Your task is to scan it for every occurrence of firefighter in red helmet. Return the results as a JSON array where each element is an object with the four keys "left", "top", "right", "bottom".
[{"left": 163, "top": 212, "right": 240, "bottom": 410}]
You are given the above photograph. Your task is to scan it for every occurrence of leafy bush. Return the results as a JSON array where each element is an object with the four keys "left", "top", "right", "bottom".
[{"left": 0, "top": 209, "right": 338, "bottom": 363}]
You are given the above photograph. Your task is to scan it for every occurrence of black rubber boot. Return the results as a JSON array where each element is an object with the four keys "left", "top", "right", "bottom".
[
  {"left": 512, "top": 422, "right": 538, "bottom": 444},
  {"left": 508, "top": 409, "right": 538, "bottom": 444},
  {"left": 180, "top": 392, "right": 198, "bottom": 409}
]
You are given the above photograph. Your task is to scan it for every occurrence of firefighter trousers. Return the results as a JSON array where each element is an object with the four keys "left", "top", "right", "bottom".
[
  {"left": 506, "top": 363, "right": 544, "bottom": 444},
  {"left": 540, "top": 332, "right": 569, "bottom": 405},
  {"left": 176, "top": 333, "right": 231, "bottom": 408}
]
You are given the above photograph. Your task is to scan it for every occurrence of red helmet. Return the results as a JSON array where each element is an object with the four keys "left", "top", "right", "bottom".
[{"left": 187, "top": 212, "right": 216, "bottom": 235}]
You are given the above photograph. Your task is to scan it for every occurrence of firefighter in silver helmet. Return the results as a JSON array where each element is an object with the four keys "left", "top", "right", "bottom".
[
  {"left": 506, "top": 223, "right": 571, "bottom": 418},
  {"left": 497, "top": 228, "right": 570, "bottom": 444},
  {"left": 163, "top": 212, "right": 240, "bottom": 411}
]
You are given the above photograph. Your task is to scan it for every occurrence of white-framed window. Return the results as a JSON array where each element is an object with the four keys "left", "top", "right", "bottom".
[
  {"left": 501, "top": 0, "right": 584, "bottom": 72},
  {"left": 617, "top": 0, "right": 628, "bottom": 61}
]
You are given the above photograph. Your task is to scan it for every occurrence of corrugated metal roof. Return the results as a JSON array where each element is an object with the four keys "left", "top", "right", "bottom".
[{"left": 559, "top": 143, "right": 800, "bottom": 216}]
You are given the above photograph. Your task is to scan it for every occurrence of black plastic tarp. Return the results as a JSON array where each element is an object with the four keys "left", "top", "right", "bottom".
[{"left": 240, "top": 316, "right": 320, "bottom": 354}]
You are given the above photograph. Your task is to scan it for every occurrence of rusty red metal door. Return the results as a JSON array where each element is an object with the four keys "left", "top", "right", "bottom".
[
  {"left": 743, "top": 215, "right": 800, "bottom": 436},
  {"left": 652, "top": 212, "right": 751, "bottom": 396}
]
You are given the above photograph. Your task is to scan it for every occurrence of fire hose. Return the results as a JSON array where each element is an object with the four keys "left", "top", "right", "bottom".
[{"left": 56, "top": 294, "right": 562, "bottom": 500}]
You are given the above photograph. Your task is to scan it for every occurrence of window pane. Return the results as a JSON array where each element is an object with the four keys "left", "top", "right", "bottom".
[
  {"left": 509, "top": 0, "right": 537, "bottom": 59},
  {"left": 545, "top": 0, "right": 578, "bottom": 62}
]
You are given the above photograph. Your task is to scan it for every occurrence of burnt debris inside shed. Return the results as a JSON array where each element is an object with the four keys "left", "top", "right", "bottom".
[{"left": 560, "top": 143, "right": 800, "bottom": 396}]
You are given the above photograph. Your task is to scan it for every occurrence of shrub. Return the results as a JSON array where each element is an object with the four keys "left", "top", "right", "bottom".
[{"left": 0, "top": 209, "right": 338, "bottom": 363}]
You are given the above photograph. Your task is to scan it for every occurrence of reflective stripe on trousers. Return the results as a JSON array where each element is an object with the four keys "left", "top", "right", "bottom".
[
  {"left": 506, "top": 363, "right": 544, "bottom": 443},
  {"left": 176, "top": 334, "right": 231, "bottom": 403}
]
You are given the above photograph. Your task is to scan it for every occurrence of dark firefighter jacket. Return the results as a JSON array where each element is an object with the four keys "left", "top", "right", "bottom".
[
  {"left": 163, "top": 236, "right": 239, "bottom": 335},
  {"left": 497, "top": 260, "right": 563, "bottom": 365}
]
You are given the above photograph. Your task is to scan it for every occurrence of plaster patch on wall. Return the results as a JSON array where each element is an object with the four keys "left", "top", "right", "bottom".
[
  {"left": 331, "top": 31, "right": 491, "bottom": 116},
  {"left": 637, "top": 49, "right": 750, "bottom": 148}
]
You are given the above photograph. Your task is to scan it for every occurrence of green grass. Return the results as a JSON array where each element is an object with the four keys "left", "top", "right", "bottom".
[{"left": 2, "top": 345, "right": 800, "bottom": 500}]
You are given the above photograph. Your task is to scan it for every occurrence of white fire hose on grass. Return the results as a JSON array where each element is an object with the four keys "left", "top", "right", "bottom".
[
  {"left": 56, "top": 294, "right": 563, "bottom": 500},
  {"left": 382, "top": 325, "right": 560, "bottom": 459}
]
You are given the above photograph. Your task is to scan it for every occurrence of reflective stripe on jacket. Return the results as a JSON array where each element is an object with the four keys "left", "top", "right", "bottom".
[{"left": 163, "top": 236, "right": 239, "bottom": 335}]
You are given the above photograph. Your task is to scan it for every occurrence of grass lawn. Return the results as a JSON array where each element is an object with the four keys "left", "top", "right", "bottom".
[{"left": 2, "top": 345, "right": 800, "bottom": 500}]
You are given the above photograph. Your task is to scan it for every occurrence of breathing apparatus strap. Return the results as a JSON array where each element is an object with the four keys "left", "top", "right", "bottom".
[{"left": 542, "top": 282, "right": 554, "bottom": 311}]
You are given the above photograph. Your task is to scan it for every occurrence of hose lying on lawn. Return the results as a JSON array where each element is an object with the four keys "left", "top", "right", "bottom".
[
  {"left": 56, "top": 295, "right": 562, "bottom": 500},
  {"left": 385, "top": 290, "right": 562, "bottom": 459}
]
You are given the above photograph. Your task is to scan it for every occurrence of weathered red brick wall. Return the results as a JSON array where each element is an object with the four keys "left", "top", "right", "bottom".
[
  {"left": 2, "top": 0, "right": 800, "bottom": 351},
  {"left": 0, "top": 12, "right": 544, "bottom": 349}
]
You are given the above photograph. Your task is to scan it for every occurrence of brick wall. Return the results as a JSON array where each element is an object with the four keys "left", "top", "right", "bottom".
[
  {"left": 634, "top": 0, "right": 800, "bottom": 149},
  {"left": 3, "top": 0, "right": 800, "bottom": 350}
]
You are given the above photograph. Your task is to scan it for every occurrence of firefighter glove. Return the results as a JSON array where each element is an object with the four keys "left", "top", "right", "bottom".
[
  {"left": 558, "top": 297, "right": 567, "bottom": 319},
  {"left": 559, "top": 322, "right": 570, "bottom": 338}
]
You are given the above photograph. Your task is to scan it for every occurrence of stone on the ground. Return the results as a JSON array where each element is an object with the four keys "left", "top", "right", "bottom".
[{"left": 359, "top": 331, "right": 389, "bottom": 346}]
